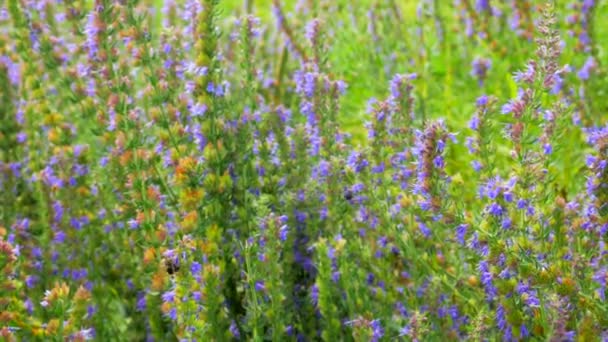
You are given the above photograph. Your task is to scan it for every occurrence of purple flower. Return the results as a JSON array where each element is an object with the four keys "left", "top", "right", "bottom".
[
  {"left": 184, "top": 61, "right": 208, "bottom": 77},
  {"left": 501, "top": 216, "right": 512, "bottom": 229},
  {"left": 127, "top": 219, "right": 140, "bottom": 229},
  {"left": 593, "top": 268, "right": 606, "bottom": 301},
  {"left": 487, "top": 202, "right": 503, "bottom": 216},
  {"left": 475, "top": 0, "right": 490, "bottom": 12},
  {"left": 516, "top": 282, "right": 540, "bottom": 308},
  {"left": 25, "top": 275, "right": 38, "bottom": 288},
  {"left": 53, "top": 230, "right": 66, "bottom": 244},
  {"left": 471, "top": 160, "right": 482, "bottom": 172},
  {"left": 513, "top": 62, "right": 536, "bottom": 84},
  {"left": 162, "top": 290, "right": 175, "bottom": 303},
  {"left": 230, "top": 320, "right": 240, "bottom": 338},
  {"left": 303, "top": 72, "right": 316, "bottom": 98},
  {"left": 310, "top": 284, "right": 319, "bottom": 306},
  {"left": 370, "top": 319, "right": 384, "bottom": 342},
  {"left": 331, "top": 269, "right": 341, "bottom": 282},
  {"left": 398, "top": 325, "right": 410, "bottom": 337},
  {"left": 285, "top": 325, "right": 294, "bottom": 336},
  {"left": 366, "top": 273, "right": 375, "bottom": 285},
  {"left": 577, "top": 57, "right": 597, "bottom": 80},
  {"left": 16, "top": 132, "right": 26, "bottom": 143},
  {"left": 191, "top": 102, "right": 207, "bottom": 117},
  {"left": 476, "top": 95, "right": 489, "bottom": 107},
  {"left": 389, "top": 73, "right": 416, "bottom": 99},
  {"left": 52, "top": 201, "right": 64, "bottom": 223},
  {"left": 456, "top": 224, "right": 467, "bottom": 244},
  {"left": 255, "top": 281, "right": 265, "bottom": 292},
  {"left": 136, "top": 293, "right": 147, "bottom": 312},
  {"left": 84, "top": 12, "right": 99, "bottom": 59},
  {"left": 433, "top": 156, "right": 444, "bottom": 168},
  {"left": 517, "top": 199, "right": 527, "bottom": 209},
  {"left": 305, "top": 19, "right": 320, "bottom": 44},
  {"left": 168, "top": 308, "right": 177, "bottom": 320},
  {"left": 279, "top": 225, "right": 289, "bottom": 241},
  {"left": 478, "top": 260, "right": 497, "bottom": 302},
  {"left": 471, "top": 57, "right": 491, "bottom": 85},
  {"left": 191, "top": 261, "right": 202, "bottom": 275},
  {"left": 469, "top": 115, "right": 480, "bottom": 131},
  {"left": 496, "top": 303, "right": 507, "bottom": 330},
  {"left": 271, "top": 2, "right": 285, "bottom": 28},
  {"left": 0, "top": 56, "right": 21, "bottom": 85},
  {"left": 520, "top": 324, "right": 530, "bottom": 339},
  {"left": 418, "top": 221, "right": 431, "bottom": 237}
]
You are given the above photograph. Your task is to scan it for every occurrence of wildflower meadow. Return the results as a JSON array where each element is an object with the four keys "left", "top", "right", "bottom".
[{"left": 2, "top": 0, "right": 608, "bottom": 340}]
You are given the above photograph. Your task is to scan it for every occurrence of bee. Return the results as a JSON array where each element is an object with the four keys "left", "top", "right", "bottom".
[
  {"left": 164, "top": 257, "right": 180, "bottom": 275},
  {"left": 343, "top": 189, "right": 353, "bottom": 201}
]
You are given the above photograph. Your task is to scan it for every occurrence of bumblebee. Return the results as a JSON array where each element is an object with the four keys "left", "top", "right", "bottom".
[{"left": 164, "top": 257, "right": 180, "bottom": 275}]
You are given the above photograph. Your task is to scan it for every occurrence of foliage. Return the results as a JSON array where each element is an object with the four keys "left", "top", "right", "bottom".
[{"left": 1, "top": 0, "right": 607, "bottom": 340}]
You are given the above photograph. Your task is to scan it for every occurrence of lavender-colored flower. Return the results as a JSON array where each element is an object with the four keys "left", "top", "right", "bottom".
[
  {"left": 496, "top": 303, "right": 507, "bottom": 330},
  {"left": 191, "top": 261, "right": 202, "bottom": 275},
  {"left": 418, "top": 221, "right": 431, "bottom": 237},
  {"left": 25, "top": 275, "right": 38, "bottom": 288},
  {"left": 389, "top": 73, "right": 417, "bottom": 99},
  {"left": 191, "top": 102, "right": 207, "bottom": 117},
  {"left": 520, "top": 324, "right": 530, "bottom": 339},
  {"left": 577, "top": 57, "right": 597, "bottom": 80},
  {"left": 370, "top": 319, "right": 384, "bottom": 341},
  {"left": 398, "top": 325, "right": 410, "bottom": 337},
  {"left": 255, "top": 281, "right": 266, "bottom": 292},
  {"left": 127, "top": 219, "right": 140, "bottom": 229},
  {"left": 516, "top": 281, "right": 540, "bottom": 308},
  {"left": 475, "top": 0, "right": 490, "bottom": 12},
  {"left": 456, "top": 224, "right": 467, "bottom": 244},
  {"left": 162, "top": 290, "right": 175, "bottom": 303},
  {"left": 310, "top": 284, "right": 319, "bottom": 306},
  {"left": 168, "top": 308, "right": 177, "bottom": 320},
  {"left": 471, "top": 160, "right": 482, "bottom": 172},
  {"left": 84, "top": 12, "right": 99, "bottom": 60},
  {"left": 279, "top": 224, "right": 289, "bottom": 241},
  {"left": 303, "top": 72, "right": 316, "bottom": 98},
  {"left": 471, "top": 57, "right": 491, "bottom": 85},
  {"left": 513, "top": 62, "right": 536, "bottom": 84},
  {"left": 487, "top": 203, "right": 503, "bottom": 216},
  {"left": 478, "top": 260, "right": 497, "bottom": 302},
  {"left": 134, "top": 291, "right": 147, "bottom": 312},
  {"left": 469, "top": 116, "right": 480, "bottom": 131},
  {"left": 593, "top": 268, "right": 606, "bottom": 301},
  {"left": 305, "top": 19, "right": 320, "bottom": 45},
  {"left": 501, "top": 216, "right": 512, "bottom": 229}
]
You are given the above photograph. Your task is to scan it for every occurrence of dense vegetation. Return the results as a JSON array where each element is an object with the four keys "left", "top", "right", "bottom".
[{"left": 1, "top": 0, "right": 608, "bottom": 340}]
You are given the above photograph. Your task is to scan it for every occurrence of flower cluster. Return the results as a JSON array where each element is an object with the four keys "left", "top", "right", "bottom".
[{"left": 1, "top": 1, "right": 607, "bottom": 341}]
